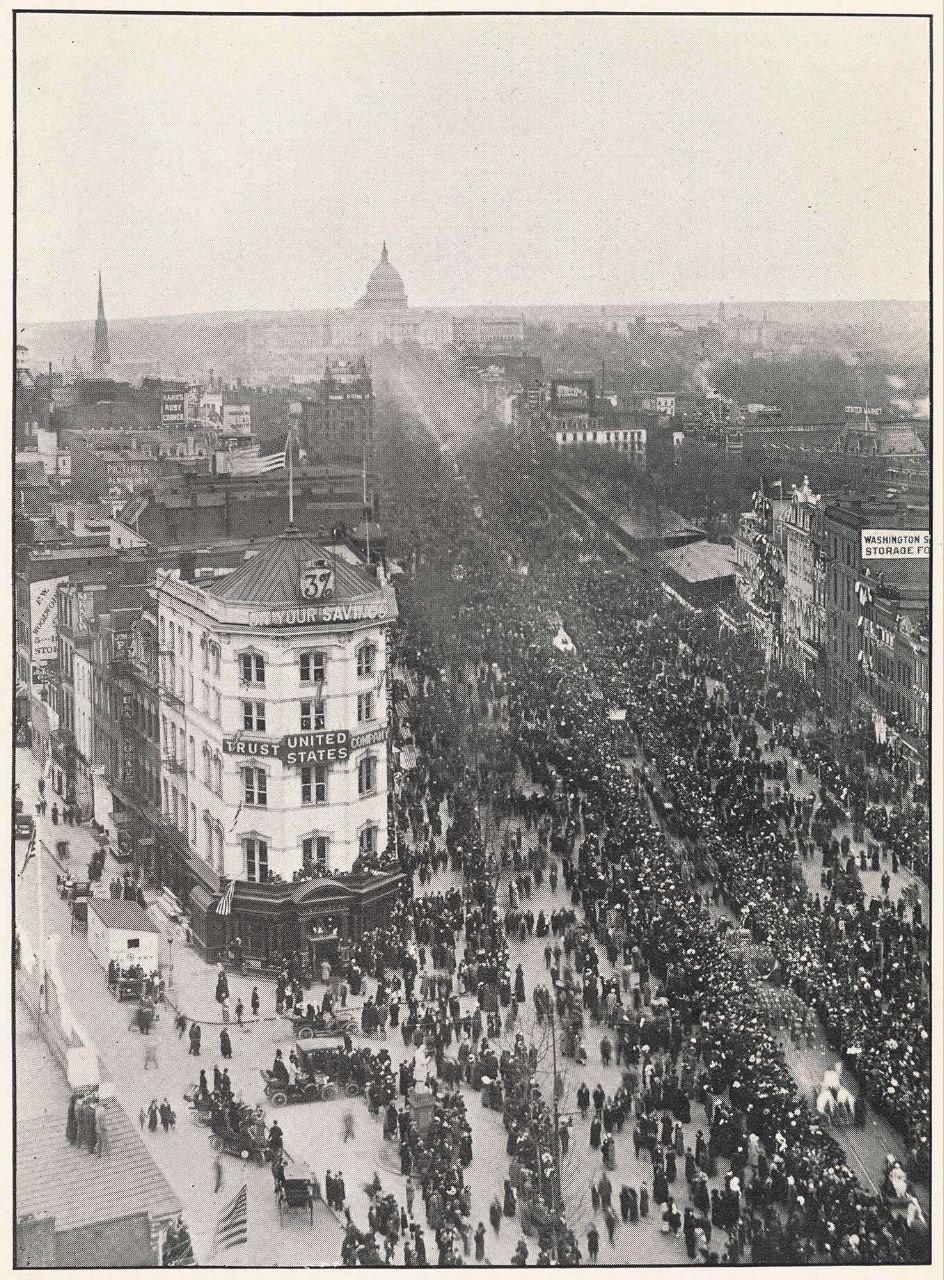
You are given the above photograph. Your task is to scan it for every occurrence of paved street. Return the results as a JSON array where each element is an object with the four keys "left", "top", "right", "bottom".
[{"left": 15, "top": 743, "right": 721, "bottom": 1266}]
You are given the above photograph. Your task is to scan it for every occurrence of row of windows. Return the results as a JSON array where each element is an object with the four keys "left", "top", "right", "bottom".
[
  {"left": 158, "top": 619, "right": 222, "bottom": 676},
  {"left": 239, "top": 644, "right": 376, "bottom": 687},
  {"left": 243, "top": 827, "right": 376, "bottom": 883},
  {"left": 240, "top": 692, "right": 375, "bottom": 733},
  {"left": 241, "top": 755, "right": 377, "bottom": 806},
  {"left": 557, "top": 431, "right": 644, "bottom": 446}
]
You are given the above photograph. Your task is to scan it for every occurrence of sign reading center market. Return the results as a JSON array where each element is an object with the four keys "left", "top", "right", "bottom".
[{"left": 861, "top": 529, "right": 930, "bottom": 560}]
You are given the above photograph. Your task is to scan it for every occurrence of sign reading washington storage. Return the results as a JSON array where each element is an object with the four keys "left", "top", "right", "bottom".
[
  {"left": 861, "top": 529, "right": 930, "bottom": 559},
  {"left": 247, "top": 600, "right": 392, "bottom": 628}
]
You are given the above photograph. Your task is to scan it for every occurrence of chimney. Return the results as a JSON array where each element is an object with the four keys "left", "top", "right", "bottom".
[{"left": 178, "top": 551, "right": 196, "bottom": 583}]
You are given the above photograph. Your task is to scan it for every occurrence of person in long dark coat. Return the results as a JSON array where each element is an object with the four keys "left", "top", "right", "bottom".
[
  {"left": 66, "top": 1094, "right": 78, "bottom": 1145},
  {"left": 503, "top": 1179, "right": 517, "bottom": 1217},
  {"left": 619, "top": 1184, "right": 631, "bottom": 1223},
  {"left": 589, "top": 1116, "right": 602, "bottom": 1150},
  {"left": 220, "top": 1028, "right": 232, "bottom": 1059},
  {"left": 653, "top": 1167, "right": 669, "bottom": 1207},
  {"left": 189, "top": 1022, "right": 201, "bottom": 1055},
  {"left": 628, "top": 1187, "right": 639, "bottom": 1224},
  {"left": 147, "top": 1099, "right": 159, "bottom": 1132}
]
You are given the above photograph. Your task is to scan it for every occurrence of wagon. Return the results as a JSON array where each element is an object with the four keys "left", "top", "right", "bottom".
[{"left": 277, "top": 1162, "right": 316, "bottom": 1226}]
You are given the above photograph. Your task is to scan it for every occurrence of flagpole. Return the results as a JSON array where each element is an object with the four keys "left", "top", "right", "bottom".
[{"left": 288, "top": 430, "right": 295, "bottom": 527}]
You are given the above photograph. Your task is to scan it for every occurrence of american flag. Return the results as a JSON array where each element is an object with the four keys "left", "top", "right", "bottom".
[
  {"left": 215, "top": 1184, "right": 248, "bottom": 1252},
  {"left": 229, "top": 448, "right": 285, "bottom": 476},
  {"left": 216, "top": 879, "right": 236, "bottom": 917}
]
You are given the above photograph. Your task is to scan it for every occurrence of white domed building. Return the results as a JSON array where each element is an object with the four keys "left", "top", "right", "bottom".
[{"left": 356, "top": 242, "right": 408, "bottom": 312}]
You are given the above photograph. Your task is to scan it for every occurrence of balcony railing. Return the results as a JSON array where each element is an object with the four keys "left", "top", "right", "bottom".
[{"left": 161, "top": 754, "right": 186, "bottom": 775}]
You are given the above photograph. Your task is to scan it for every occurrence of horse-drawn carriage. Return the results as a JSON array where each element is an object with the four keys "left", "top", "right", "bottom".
[
  {"left": 289, "top": 1008, "right": 358, "bottom": 1041},
  {"left": 276, "top": 1162, "right": 317, "bottom": 1226},
  {"left": 260, "top": 1068, "right": 338, "bottom": 1106}
]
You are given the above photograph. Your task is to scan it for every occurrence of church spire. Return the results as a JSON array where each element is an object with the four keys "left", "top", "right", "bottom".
[{"left": 92, "top": 269, "right": 111, "bottom": 376}]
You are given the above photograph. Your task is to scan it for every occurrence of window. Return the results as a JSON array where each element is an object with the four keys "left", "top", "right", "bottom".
[
  {"left": 213, "top": 690, "right": 222, "bottom": 723},
  {"left": 358, "top": 754, "right": 377, "bottom": 796},
  {"left": 190, "top": 802, "right": 197, "bottom": 842},
  {"left": 243, "top": 766, "right": 267, "bottom": 807},
  {"left": 302, "top": 835, "right": 329, "bottom": 875},
  {"left": 214, "top": 823, "right": 224, "bottom": 873},
  {"left": 244, "top": 836, "right": 268, "bottom": 883},
  {"left": 243, "top": 701, "right": 266, "bottom": 732},
  {"left": 214, "top": 646, "right": 221, "bottom": 678},
  {"left": 356, "top": 643, "right": 376, "bottom": 679},
  {"left": 214, "top": 753, "right": 223, "bottom": 797},
  {"left": 301, "top": 765, "right": 327, "bottom": 805},
  {"left": 188, "top": 735, "right": 196, "bottom": 775},
  {"left": 201, "top": 681, "right": 209, "bottom": 715},
  {"left": 203, "top": 744, "right": 211, "bottom": 787},
  {"left": 300, "top": 699, "right": 326, "bottom": 731},
  {"left": 359, "top": 825, "right": 378, "bottom": 856},
  {"left": 299, "top": 651, "right": 325, "bottom": 684},
  {"left": 188, "top": 674, "right": 195, "bottom": 705},
  {"left": 240, "top": 652, "right": 265, "bottom": 685},
  {"left": 203, "top": 816, "right": 213, "bottom": 862},
  {"left": 202, "top": 634, "right": 209, "bottom": 671},
  {"left": 357, "top": 691, "right": 374, "bottom": 724},
  {"left": 187, "top": 632, "right": 193, "bottom": 662}
]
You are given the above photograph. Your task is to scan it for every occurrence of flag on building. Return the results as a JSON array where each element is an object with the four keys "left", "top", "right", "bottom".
[
  {"left": 216, "top": 879, "right": 236, "bottom": 916},
  {"left": 214, "top": 1184, "right": 248, "bottom": 1252},
  {"left": 19, "top": 825, "right": 37, "bottom": 878},
  {"left": 229, "top": 449, "right": 285, "bottom": 476}
]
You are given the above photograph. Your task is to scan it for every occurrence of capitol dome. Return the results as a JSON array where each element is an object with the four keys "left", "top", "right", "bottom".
[{"left": 356, "top": 242, "right": 408, "bottom": 311}]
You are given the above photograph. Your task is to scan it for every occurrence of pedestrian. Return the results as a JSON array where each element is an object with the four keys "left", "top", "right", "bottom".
[
  {"left": 489, "top": 1197, "right": 502, "bottom": 1236},
  {"left": 586, "top": 1224, "right": 600, "bottom": 1262},
  {"left": 251, "top": 986, "right": 260, "bottom": 1017},
  {"left": 175, "top": 1011, "right": 188, "bottom": 1039},
  {"left": 189, "top": 1023, "right": 201, "bottom": 1056},
  {"left": 144, "top": 1041, "right": 158, "bottom": 1071},
  {"left": 235, "top": 997, "right": 244, "bottom": 1027},
  {"left": 474, "top": 1222, "right": 486, "bottom": 1262},
  {"left": 220, "top": 1028, "right": 232, "bottom": 1059},
  {"left": 221, "top": 997, "right": 230, "bottom": 1024},
  {"left": 342, "top": 1110, "right": 355, "bottom": 1143}
]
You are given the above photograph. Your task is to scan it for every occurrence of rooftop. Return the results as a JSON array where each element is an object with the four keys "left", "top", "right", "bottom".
[
  {"left": 87, "top": 898, "right": 160, "bottom": 933},
  {"left": 657, "top": 541, "right": 737, "bottom": 583},
  {"left": 16, "top": 1100, "right": 180, "bottom": 1233},
  {"left": 204, "top": 526, "right": 380, "bottom": 606}
]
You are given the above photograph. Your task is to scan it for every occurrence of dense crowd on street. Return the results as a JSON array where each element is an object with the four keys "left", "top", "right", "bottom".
[{"left": 347, "top": 408, "right": 931, "bottom": 1265}]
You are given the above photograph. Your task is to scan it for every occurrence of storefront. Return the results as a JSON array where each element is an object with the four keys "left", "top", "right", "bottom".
[{"left": 188, "top": 870, "right": 404, "bottom": 966}]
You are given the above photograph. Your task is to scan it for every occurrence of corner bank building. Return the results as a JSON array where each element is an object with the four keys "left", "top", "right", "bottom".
[{"left": 155, "top": 526, "right": 401, "bottom": 962}]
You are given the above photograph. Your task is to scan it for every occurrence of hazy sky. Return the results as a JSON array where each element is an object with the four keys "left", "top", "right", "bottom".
[{"left": 16, "top": 13, "right": 930, "bottom": 321}]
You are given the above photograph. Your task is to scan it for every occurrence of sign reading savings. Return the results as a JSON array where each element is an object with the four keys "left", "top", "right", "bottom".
[{"left": 861, "top": 529, "right": 930, "bottom": 560}]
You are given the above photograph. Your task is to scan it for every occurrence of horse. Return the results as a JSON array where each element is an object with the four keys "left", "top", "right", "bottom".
[
  {"left": 815, "top": 1088, "right": 837, "bottom": 1121},
  {"left": 832, "top": 1085, "right": 856, "bottom": 1125}
]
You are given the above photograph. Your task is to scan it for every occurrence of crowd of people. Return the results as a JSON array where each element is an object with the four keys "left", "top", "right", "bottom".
[{"left": 354, "top": 405, "right": 931, "bottom": 1265}]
